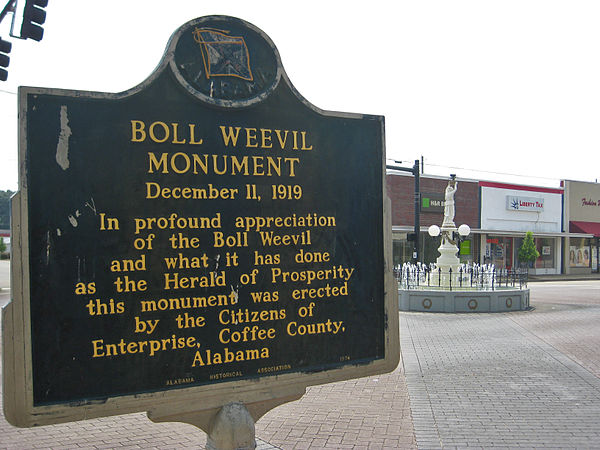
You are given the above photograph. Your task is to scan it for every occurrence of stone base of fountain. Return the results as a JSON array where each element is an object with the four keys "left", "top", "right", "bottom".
[{"left": 399, "top": 288, "right": 530, "bottom": 312}]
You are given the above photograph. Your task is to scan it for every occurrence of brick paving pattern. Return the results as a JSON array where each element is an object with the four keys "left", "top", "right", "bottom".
[
  {"left": 1, "top": 275, "right": 600, "bottom": 448},
  {"left": 511, "top": 302, "right": 600, "bottom": 378},
  {"left": 256, "top": 366, "right": 415, "bottom": 449},
  {"left": 401, "top": 307, "right": 600, "bottom": 449}
]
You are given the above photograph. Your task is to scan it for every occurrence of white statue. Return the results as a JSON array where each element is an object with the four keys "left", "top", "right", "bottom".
[
  {"left": 442, "top": 179, "right": 457, "bottom": 228},
  {"left": 428, "top": 176, "right": 471, "bottom": 281}
]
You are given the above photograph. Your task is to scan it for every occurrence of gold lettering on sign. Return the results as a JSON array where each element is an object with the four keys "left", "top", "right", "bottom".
[
  {"left": 147, "top": 153, "right": 299, "bottom": 177},
  {"left": 80, "top": 114, "right": 358, "bottom": 390},
  {"left": 130, "top": 120, "right": 204, "bottom": 145},
  {"left": 219, "top": 126, "right": 313, "bottom": 150}
]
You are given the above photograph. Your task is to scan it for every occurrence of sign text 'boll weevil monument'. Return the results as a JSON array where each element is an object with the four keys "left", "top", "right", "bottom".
[{"left": 3, "top": 15, "right": 399, "bottom": 449}]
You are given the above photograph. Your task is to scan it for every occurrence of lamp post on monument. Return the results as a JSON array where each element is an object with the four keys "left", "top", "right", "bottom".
[{"left": 427, "top": 175, "right": 471, "bottom": 284}]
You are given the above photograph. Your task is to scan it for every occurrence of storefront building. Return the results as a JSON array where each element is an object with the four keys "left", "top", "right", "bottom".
[
  {"left": 562, "top": 180, "right": 599, "bottom": 274},
  {"left": 387, "top": 170, "right": 600, "bottom": 276},
  {"left": 387, "top": 171, "right": 480, "bottom": 267},
  {"left": 479, "top": 181, "right": 564, "bottom": 274}
]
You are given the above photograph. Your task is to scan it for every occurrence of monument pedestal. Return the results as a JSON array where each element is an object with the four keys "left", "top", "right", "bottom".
[
  {"left": 436, "top": 240, "right": 460, "bottom": 271},
  {"left": 436, "top": 223, "right": 460, "bottom": 274},
  {"left": 435, "top": 225, "right": 460, "bottom": 287}
]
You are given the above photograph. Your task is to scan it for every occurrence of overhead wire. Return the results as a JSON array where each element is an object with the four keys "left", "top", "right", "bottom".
[{"left": 423, "top": 161, "right": 563, "bottom": 183}]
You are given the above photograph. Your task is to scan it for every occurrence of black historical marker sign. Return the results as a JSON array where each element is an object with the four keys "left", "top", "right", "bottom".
[{"left": 4, "top": 16, "right": 398, "bottom": 426}]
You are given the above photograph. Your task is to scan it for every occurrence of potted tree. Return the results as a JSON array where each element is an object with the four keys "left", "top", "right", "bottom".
[{"left": 518, "top": 231, "right": 540, "bottom": 270}]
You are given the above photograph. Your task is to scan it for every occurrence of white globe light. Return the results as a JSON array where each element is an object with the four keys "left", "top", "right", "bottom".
[
  {"left": 458, "top": 224, "right": 471, "bottom": 236},
  {"left": 428, "top": 225, "right": 440, "bottom": 237}
]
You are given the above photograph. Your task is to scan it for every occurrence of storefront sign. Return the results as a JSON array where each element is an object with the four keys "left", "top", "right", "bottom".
[
  {"left": 480, "top": 182, "right": 561, "bottom": 233},
  {"left": 564, "top": 180, "right": 600, "bottom": 223},
  {"left": 581, "top": 198, "right": 600, "bottom": 207},
  {"left": 421, "top": 192, "right": 444, "bottom": 213},
  {"left": 506, "top": 195, "right": 544, "bottom": 212},
  {"left": 459, "top": 240, "right": 471, "bottom": 255},
  {"left": 3, "top": 15, "right": 398, "bottom": 428}
]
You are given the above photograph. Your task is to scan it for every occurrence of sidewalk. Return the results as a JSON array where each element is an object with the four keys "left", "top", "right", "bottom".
[{"left": 528, "top": 272, "right": 600, "bottom": 282}]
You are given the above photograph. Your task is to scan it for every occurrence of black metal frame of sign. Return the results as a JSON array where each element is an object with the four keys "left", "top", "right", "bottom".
[{"left": 3, "top": 15, "right": 399, "bottom": 427}]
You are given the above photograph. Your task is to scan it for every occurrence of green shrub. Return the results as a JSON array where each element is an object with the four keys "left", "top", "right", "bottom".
[{"left": 518, "top": 231, "right": 539, "bottom": 266}]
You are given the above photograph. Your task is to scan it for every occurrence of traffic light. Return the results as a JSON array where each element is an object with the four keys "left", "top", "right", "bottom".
[
  {"left": 20, "top": 0, "right": 48, "bottom": 42},
  {"left": 0, "top": 38, "right": 11, "bottom": 81}
]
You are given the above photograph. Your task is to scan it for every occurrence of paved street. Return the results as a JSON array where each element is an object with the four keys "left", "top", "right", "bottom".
[{"left": 1, "top": 259, "right": 600, "bottom": 448}]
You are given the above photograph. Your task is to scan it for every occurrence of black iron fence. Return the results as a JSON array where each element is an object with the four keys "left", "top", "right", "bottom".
[{"left": 395, "top": 266, "right": 528, "bottom": 291}]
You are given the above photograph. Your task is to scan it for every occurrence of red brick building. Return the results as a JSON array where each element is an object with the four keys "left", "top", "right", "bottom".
[{"left": 386, "top": 171, "right": 480, "bottom": 266}]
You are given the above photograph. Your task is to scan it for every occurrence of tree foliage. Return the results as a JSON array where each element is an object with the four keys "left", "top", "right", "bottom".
[{"left": 518, "top": 231, "right": 540, "bottom": 265}]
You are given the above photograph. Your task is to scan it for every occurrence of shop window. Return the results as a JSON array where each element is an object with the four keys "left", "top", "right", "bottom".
[
  {"left": 514, "top": 237, "right": 555, "bottom": 269},
  {"left": 392, "top": 239, "right": 412, "bottom": 267},
  {"left": 422, "top": 234, "right": 441, "bottom": 265},
  {"left": 393, "top": 233, "right": 479, "bottom": 266},
  {"left": 393, "top": 234, "right": 439, "bottom": 266},
  {"left": 569, "top": 238, "right": 591, "bottom": 268},
  {"left": 535, "top": 238, "right": 554, "bottom": 269},
  {"left": 485, "top": 236, "right": 513, "bottom": 269}
]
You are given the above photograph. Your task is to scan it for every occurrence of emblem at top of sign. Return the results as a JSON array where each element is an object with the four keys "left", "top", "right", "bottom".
[
  {"left": 170, "top": 16, "right": 282, "bottom": 108},
  {"left": 192, "top": 27, "right": 254, "bottom": 81}
]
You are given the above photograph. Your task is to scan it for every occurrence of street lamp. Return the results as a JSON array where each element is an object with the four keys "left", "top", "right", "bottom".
[
  {"left": 428, "top": 225, "right": 440, "bottom": 237},
  {"left": 458, "top": 224, "right": 471, "bottom": 237}
]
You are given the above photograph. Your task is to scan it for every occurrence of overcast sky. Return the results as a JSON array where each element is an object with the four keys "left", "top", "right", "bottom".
[{"left": 1, "top": 0, "right": 599, "bottom": 191}]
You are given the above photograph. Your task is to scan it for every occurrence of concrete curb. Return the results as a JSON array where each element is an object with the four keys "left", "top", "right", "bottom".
[{"left": 529, "top": 274, "right": 600, "bottom": 282}]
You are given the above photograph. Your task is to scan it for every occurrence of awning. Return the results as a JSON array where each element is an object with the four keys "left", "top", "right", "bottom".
[{"left": 570, "top": 221, "right": 600, "bottom": 237}]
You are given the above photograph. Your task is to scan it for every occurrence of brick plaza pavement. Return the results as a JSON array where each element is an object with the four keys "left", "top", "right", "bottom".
[
  {"left": 402, "top": 307, "right": 600, "bottom": 448},
  {"left": 1, "top": 275, "right": 600, "bottom": 448}
]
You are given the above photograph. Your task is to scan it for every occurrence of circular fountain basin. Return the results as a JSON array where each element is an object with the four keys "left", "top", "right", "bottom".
[{"left": 399, "top": 287, "right": 530, "bottom": 312}]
